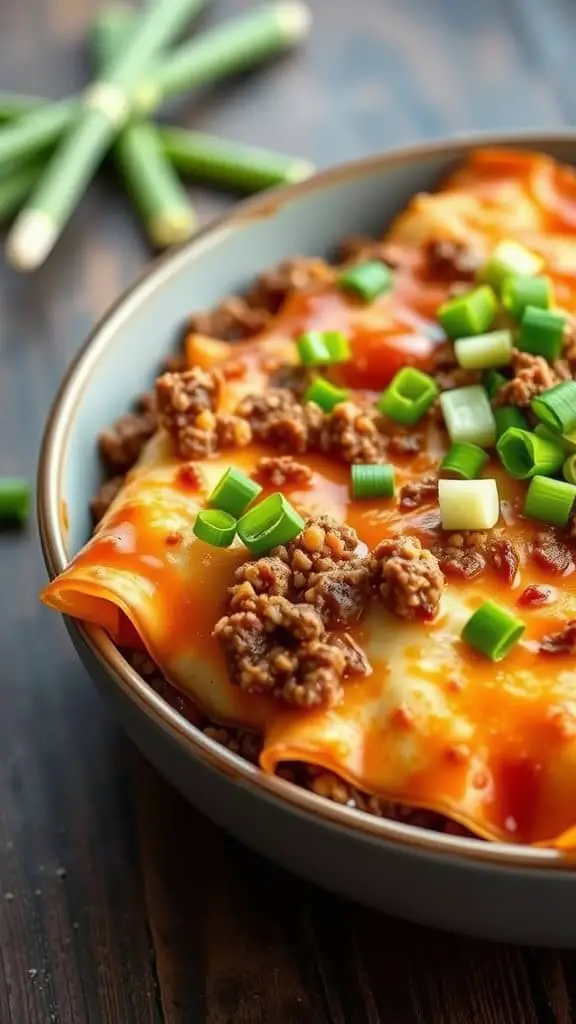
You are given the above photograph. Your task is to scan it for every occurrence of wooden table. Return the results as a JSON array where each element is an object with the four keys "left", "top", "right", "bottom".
[{"left": 1, "top": 0, "right": 575, "bottom": 1020}]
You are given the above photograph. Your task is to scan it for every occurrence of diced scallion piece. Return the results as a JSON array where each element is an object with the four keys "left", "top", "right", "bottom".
[
  {"left": 437, "top": 285, "right": 497, "bottom": 339},
  {"left": 462, "top": 601, "right": 525, "bottom": 662},
  {"left": 531, "top": 380, "right": 576, "bottom": 434},
  {"left": 351, "top": 463, "right": 395, "bottom": 499},
  {"left": 208, "top": 466, "right": 262, "bottom": 518},
  {"left": 483, "top": 369, "right": 507, "bottom": 400},
  {"left": 523, "top": 474, "right": 576, "bottom": 526},
  {"left": 377, "top": 367, "right": 438, "bottom": 425},
  {"left": 438, "top": 478, "right": 500, "bottom": 530},
  {"left": 237, "top": 492, "right": 304, "bottom": 555},
  {"left": 519, "top": 306, "right": 567, "bottom": 362},
  {"left": 303, "top": 376, "right": 348, "bottom": 412},
  {"left": 454, "top": 329, "right": 513, "bottom": 371},
  {"left": 534, "top": 422, "right": 576, "bottom": 453},
  {"left": 563, "top": 454, "right": 576, "bottom": 485},
  {"left": 297, "top": 330, "right": 350, "bottom": 366},
  {"left": 494, "top": 405, "right": 529, "bottom": 438},
  {"left": 0, "top": 476, "right": 30, "bottom": 523},
  {"left": 439, "top": 385, "right": 496, "bottom": 448},
  {"left": 501, "top": 274, "right": 553, "bottom": 320},
  {"left": 193, "top": 509, "right": 237, "bottom": 548},
  {"left": 496, "top": 427, "right": 565, "bottom": 480},
  {"left": 481, "top": 240, "right": 543, "bottom": 290},
  {"left": 439, "top": 442, "right": 489, "bottom": 480},
  {"left": 337, "top": 260, "right": 393, "bottom": 302}
]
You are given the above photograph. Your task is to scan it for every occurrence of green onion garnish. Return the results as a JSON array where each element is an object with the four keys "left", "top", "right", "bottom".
[
  {"left": 208, "top": 466, "right": 262, "bottom": 518},
  {"left": 496, "top": 427, "right": 565, "bottom": 480},
  {"left": 237, "top": 492, "right": 304, "bottom": 556},
  {"left": 439, "top": 442, "right": 489, "bottom": 480},
  {"left": 303, "top": 376, "right": 348, "bottom": 412},
  {"left": 337, "top": 260, "right": 393, "bottom": 302},
  {"left": 501, "top": 274, "right": 552, "bottom": 320},
  {"left": 462, "top": 600, "right": 525, "bottom": 662},
  {"left": 519, "top": 306, "right": 567, "bottom": 362},
  {"left": 481, "top": 240, "right": 543, "bottom": 291},
  {"left": 193, "top": 509, "right": 237, "bottom": 548},
  {"left": 438, "top": 478, "right": 500, "bottom": 530},
  {"left": 494, "top": 405, "right": 529, "bottom": 438},
  {"left": 437, "top": 285, "right": 497, "bottom": 339},
  {"left": 483, "top": 369, "right": 507, "bottom": 401},
  {"left": 439, "top": 385, "right": 496, "bottom": 448},
  {"left": 351, "top": 463, "right": 395, "bottom": 499},
  {"left": 377, "top": 367, "right": 438, "bottom": 425},
  {"left": 523, "top": 474, "right": 576, "bottom": 526},
  {"left": 0, "top": 477, "right": 30, "bottom": 523},
  {"left": 454, "top": 329, "right": 513, "bottom": 371},
  {"left": 531, "top": 380, "right": 576, "bottom": 435},
  {"left": 297, "top": 330, "right": 350, "bottom": 366},
  {"left": 563, "top": 454, "right": 576, "bottom": 485}
]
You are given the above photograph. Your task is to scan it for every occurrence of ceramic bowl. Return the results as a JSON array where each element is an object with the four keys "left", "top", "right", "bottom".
[{"left": 38, "top": 132, "right": 576, "bottom": 946}]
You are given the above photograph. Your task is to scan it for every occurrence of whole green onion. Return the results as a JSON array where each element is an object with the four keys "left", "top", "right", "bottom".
[
  {"left": 237, "top": 492, "right": 304, "bottom": 555},
  {"left": 0, "top": 477, "right": 30, "bottom": 523},
  {"left": 462, "top": 600, "right": 525, "bottom": 662},
  {"left": 483, "top": 369, "right": 507, "bottom": 401},
  {"left": 209, "top": 467, "right": 262, "bottom": 518},
  {"left": 351, "top": 463, "right": 395, "bottom": 499},
  {"left": 502, "top": 274, "right": 552, "bottom": 320},
  {"left": 494, "top": 405, "right": 529, "bottom": 439},
  {"left": 531, "top": 381, "right": 576, "bottom": 435},
  {"left": 337, "top": 261, "right": 393, "bottom": 302},
  {"left": 439, "top": 385, "right": 496, "bottom": 448},
  {"left": 303, "top": 377, "right": 348, "bottom": 412},
  {"left": 377, "top": 367, "right": 438, "bottom": 426},
  {"left": 481, "top": 240, "right": 543, "bottom": 290},
  {"left": 519, "top": 306, "right": 567, "bottom": 363},
  {"left": 439, "top": 442, "right": 489, "bottom": 480},
  {"left": 523, "top": 474, "right": 576, "bottom": 526},
  {"left": 0, "top": 93, "right": 46, "bottom": 121},
  {"left": 454, "top": 329, "right": 513, "bottom": 371},
  {"left": 297, "top": 331, "right": 350, "bottom": 366},
  {"left": 0, "top": 161, "right": 43, "bottom": 223},
  {"left": 0, "top": 99, "right": 78, "bottom": 176},
  {"left": 563, "top": 454, "right": 576, "bottom": 485},
  {"left": 437, "top": 285, "right": 497, "bottom": 339},
  {"left": 193, "top": 508, "right": 237, "bottom": 547},
  {"left": 496, "top": 427, "right": 565, "bottom": 480}
]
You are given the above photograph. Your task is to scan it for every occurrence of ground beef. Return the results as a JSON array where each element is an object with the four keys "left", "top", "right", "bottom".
[
  {"left": 243, "top": 257, "right": 334, "bottom": 315},
  {"left": 187, "top": 295, "right": 272, "bottom": 341},
  {"left": 489, "top": 538, "right": 520, "bottom": 585},
  {"left": 268, "top": 363, "right": 314, "bottom": 397},
  {"left": 433, "top": 531, "right": 487, "bottom": 580},
  {"left": 431, "top": 342, "right": 480, "bottom": 391},
  {"left": 329, "top": 633, "right": 372, "bottom": 677},
  {"left": 229, "top": 557, "right": 292, "bottom": 609},
  {"left": 254, "top": 455, "right": 313, "bottom": 488},
  {"left": 214, "top": 413, "right": 253, "bottom": 449},
  {"left": 98, "top": 398, "right": 157, "bottom": 473},
  {"left": 399, "top": 473, "right": 438, "bottom": 511},
  {"left": 318, "top": 401, "right": 384, "bottom": 463},
  {"left": 370, "top": 536, "right": 445, "bottom": 620},
  {"left": 494, "top": 349, "right": 559, "bottom": 407},
  {"left": 517, "top": 584, "right": 557, "bottom": 608},
  {"left": 531, "top": 531, "right": 575, "bottom": 575},
  {"left": 424, "top": 239, "right": 482, "bottom": 283},
  {"left": 538, "top": 620, "right": 576, "bottom": 655},
  {"left": 156, "top": 368, "right": 252, "bottom": 459},
  {"left": 274, "top": 516, "right": 362, "bottom": 589},
  {"left": 335, "top": 236, "right": 403, "bottom": 269},
  {"left": 386, "top": 431, "right": 424, "bottom": 458},
  {"left": 90, "top": 475, "right": 124, "bottom": 524},
  {"left": 203, "top": 725, "right": 262, "bottom": 764},
  {"left": 303, "top": 565, "right": 371, "bottom": 628},
  {"left": 236, "top": 388, "right": 323, "bottom": 454}
]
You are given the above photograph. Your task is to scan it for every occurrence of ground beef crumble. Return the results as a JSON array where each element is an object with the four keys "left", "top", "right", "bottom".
[
  {"left": 494, "top": 349, "right": 559, "bottom": 407},
  {"left": 236, "top": 388, "right": 323, "bottom": 454},
  {"left": 254, "top": 455, "right": 313, "bottom": 488},
  {"left": 98, "top": 395, "right": 157, "bottom": 474},
  {"left": 433, "top": 531, "right": 487, "bottom": 580},
  {"left": 370, "top": 536, "right": 445, "bottom": 620},
  {"left": 90, "top": 475, "right": 125, "bottom": 524},
  {"left": 319, "top": 401, "right": 384, "bottom": 463},
  {"left": 155, "top": 367, "right": 252, "bottom": 459},
  {"left": 531, "top": 532, "right": 575, "bottom": 575},
  {"left": 538, "top": 620, "right": 576, "bottom": 655},
  {"left": 399, "top": 473, "right": 438, "bottom": 510}
]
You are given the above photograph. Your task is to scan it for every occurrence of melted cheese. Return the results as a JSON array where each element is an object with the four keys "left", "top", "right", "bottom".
[{"left": 42, "top": 148, "right": 576, "bottom": 848}]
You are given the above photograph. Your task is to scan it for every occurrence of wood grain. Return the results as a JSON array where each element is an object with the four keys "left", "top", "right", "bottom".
[{"left": 0, "top": 0, "right": 575, "bottom": 1021}]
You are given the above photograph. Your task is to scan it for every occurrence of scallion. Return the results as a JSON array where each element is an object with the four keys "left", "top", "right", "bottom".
[
  {"left": 494, "top": 405, "right": 529, "bottom": 438},
  {"left": 481, "top": 240, "right": 543, "bottom": 290},
  {"left": 523, "top": 474, "right": 576, "bottom": 527},
  {"left": 237, "top": 492, "right": 304, "bottom": 555},
  {"left": 377, "top": 367, "right": 438, "bottom": 425},
  {"left": 454, "top": 329, "right": 513, "bottom": 371},
  {"left": 303, "top": 376, "right": 348, "bottom": 412},
  {"left": 208, "top": 466, "right": 262, "bottom": 518},
  {"left": 502, "top": 274, "right": 552, "bottom": 320},
  {"left": 483, "top": 369, "right": 507, "bottom": 401},
  {"left": 437, "top": 285, "right": 497, "bottom": 339},
  {"left": 337, "top": 260, "right": 393, "bottom": 302},
  {"left": 563, "top": 454, "right": 576, "bottom": 485},
  {"left": 0, "top": 477, "right": 30, "bottom": 523},
  {"left": 462, "top": 601, "right": 525, "bottom": 661},
  {"left": 439, "top": 442, "right": 489, "bottom": 480},
  {"left": 438, "top": 478, "right": 500, "bottom": 530},
  {"left": 439, "top": 385, "right": 496, "bottom": 448},
  {"left": 519, "top": 306, "right": 567, "bottom": 362},
  {"left": 351, "top": 463, "right": 395, "bottom": 499},
  {"left": 193, "top": 508, "right": 237, "bottom": 548},
  {"left": 297, "top": 330, "right": 350, "bottom": 366},
  {"left": 496, "top": 427, "right": 565, "bottom": 480},
  {"left": 531, "top": 380, "right": 576, "bottom": 435}
]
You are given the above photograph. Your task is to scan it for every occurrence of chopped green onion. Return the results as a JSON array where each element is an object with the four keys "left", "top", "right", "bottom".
[
  {"left": 438, "top": 478, "right": 500, "bottom": 530},
  {"left": 439, "top": 442, "right": 489, "bottom": 480},
  {"left": 462, "top": 601, "right": 525, "bottom": 661},
  {"left": 523, "top": 475, "right": 576, "bottom": 527},
  {"left": 439, "top": 385, "right": 496, "bottom": 448},
  {"left": 531, "top": 380, "right": 576, "bottom": 434},
  {"left": 208, "top": 466, "right": 262, "bottom": 518},
  {"left": 237, "top": 492, "right": 304, "bottom": 556},
  {"left": 559, "top": 428, "right": 576, "bottom": 453},
  {"left": 481, "top": 240, "right": 543, "bottom": 291},
  {"left": 193, "top": 509, "right": 237, "bottom": 548},
  {"left": 519, "top": 306, "right": 567, "bottom": 362},
  {"left": 297, "top": 330, "right": 350, "bottom": 366},
  {"left": 483, "top": 369, "right": 507, "bottom": 400},
  {"left": 437, "top": 285, "right": 497, "bottom": 339},
  {"left": 337, "top": 260, "right": 393, "bottom": 302},
  {"left": 0, "top": 477, "right": 29, "bottom": 523},
  {"left": 377, "top": 367, "right": 438, "bottom": 425},
  {"left": 563, "top": 454, "right": 576, "bottom": 485},
  {"left": 454, "top": 329, "right": 513, "bottom": 371},
  {"left": 303, "top": 376, "right": 348, "bottom": 412},
  {"left": 496, "top": 427, "right": 565, "bottom": 480},
  {"left": 502, "top": 274, "right": 552, "bottom": 320},
  {"left": 494, "top": 405, "right": 529, "bottom": 438},
  {"left": 351, "top": 463, "right": 395, "bottom": 499}
]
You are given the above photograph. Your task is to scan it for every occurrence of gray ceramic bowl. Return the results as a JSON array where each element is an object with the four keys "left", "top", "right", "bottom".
[{"left": 39, "top": 132, "right": 576, "bottom": 946}]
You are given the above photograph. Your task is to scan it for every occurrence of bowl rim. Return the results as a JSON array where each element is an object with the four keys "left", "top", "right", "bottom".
[{"left": 38, "top": 128, "right": 576, "bottom": 872}]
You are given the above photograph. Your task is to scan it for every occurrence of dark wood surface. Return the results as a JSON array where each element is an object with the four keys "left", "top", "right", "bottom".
[{"left": 1, "top": 0, "right": 575, "bottom": 1021}]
